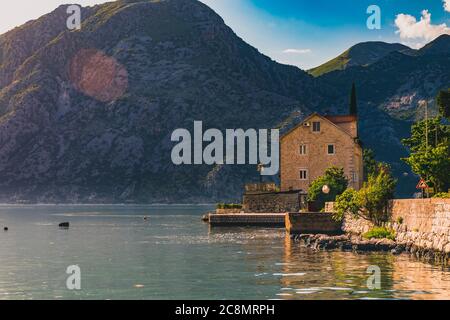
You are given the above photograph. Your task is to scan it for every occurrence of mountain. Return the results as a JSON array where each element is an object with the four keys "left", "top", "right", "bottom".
[
  {"left": 0, "top": 0, "right": 326, "bottom": 203},
  {"left": 418, "top": 34, "right": 450, "bottom": 56},
  {"left": 0, "top": 0, "right": 448, "bottom": 203},
  {"left": 308, "top": 42, "right": 412, "bottom": 77}
]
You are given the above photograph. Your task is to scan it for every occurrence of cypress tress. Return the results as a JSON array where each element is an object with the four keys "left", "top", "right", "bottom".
[{"left": 349, "top": 82, "right": 357, "bottom": 115}]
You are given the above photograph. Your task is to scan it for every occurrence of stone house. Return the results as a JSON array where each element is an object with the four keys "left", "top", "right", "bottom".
[{"left": 280, "top": 113, "right": 363, "bottom": 192}]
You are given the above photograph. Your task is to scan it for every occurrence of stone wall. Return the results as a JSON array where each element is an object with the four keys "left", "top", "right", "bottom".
[
  {"left": 390, "top": 199, "right": 450, "bottom": 254},
  {"left": 330, "top": 199, "right": 450, "bottom": 255},
  {"left": 215, "top": 208, "right": 243, "bottom": 214},
  {"left": 242, "top": 190, "right": 306, "bottom": 213},
  {"left": 286, "top": 212, "right": 343, "bottom": 235},
  {"left": 209, "top": 213, "right": 285, "bottom": 227}
]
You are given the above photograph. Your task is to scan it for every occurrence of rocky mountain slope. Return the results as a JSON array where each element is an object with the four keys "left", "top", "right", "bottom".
[
  {"left": 0, "top": 0, "right": 448, "bottom": 203},
  {"left": 0, "top": 0, "right": 326, "bottom": 203},
  {"left": 308, "top": 42, "right": 412, "bottom": 77}
]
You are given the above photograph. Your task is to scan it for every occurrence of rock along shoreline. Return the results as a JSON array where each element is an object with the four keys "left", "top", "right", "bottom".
[{"left": 291, "top": 233, "right": 450, "bottom": 265}]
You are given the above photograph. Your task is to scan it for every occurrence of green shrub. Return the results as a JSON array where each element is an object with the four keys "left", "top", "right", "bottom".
[
  {"left": 363, "top": 227, "right": 396, "bottom": 241},
  {"left": 432, "top": 192, "right": 450, "bottom": 199},
  {"left": 396, "top": 216, "right": 404, "bottom": 225},
  {"left": 333, "top": 163, "right": 396, "bottom": 225},
  {"left": 216, "top": 203, "right": 242, "bottom": 209},
  {"left": 307, "top": 167, "right": 348, "bottom": 211}
]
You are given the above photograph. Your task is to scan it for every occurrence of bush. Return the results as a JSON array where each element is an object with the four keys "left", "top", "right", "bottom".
[
  {"left": 333, "top": 163, "right": 397, "bottom": 225},
  {"left": 432, "top": 192, "right": 450, "bottom": 199},
  {"left": 216, "top": 203, "right": 242, "bottom": 209},
  {"left": 363, "top": 227, "right": 396, "bottom": 240},
  {"left": 333, "top": 188, "right": 360, "bottom": 221},
  {"left": 307, "top": 167, "right": 348, "bottom": 211}
]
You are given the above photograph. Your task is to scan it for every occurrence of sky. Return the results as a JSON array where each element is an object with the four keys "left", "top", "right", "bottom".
[{"left": 0, "top": 0, "right": 449, "bottom": 69}]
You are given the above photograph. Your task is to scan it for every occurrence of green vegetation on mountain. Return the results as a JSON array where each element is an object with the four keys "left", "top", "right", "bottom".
[
  {"left": 349, "top": 82, "right": 357, "bottom": 115},
  {"left": 308, "top": 41, "right": 411, "bottom": 77}
]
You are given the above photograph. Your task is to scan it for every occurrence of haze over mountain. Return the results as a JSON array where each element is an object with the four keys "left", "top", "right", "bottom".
[{"left": 0, "top": 0, "right": 448, "bottom": 203}]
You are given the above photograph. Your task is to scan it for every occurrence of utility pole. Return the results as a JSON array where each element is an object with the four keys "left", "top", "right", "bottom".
[
  {"left": 424, "top": 100, "right": 429, "bottom": 198},
  {"left": 425, "top": 100, "right": 429, "bottom": 152}
]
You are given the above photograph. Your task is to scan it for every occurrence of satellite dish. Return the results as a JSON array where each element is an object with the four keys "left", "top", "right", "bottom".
[{"left": 322, "top": 185, "right": 330, "bottom": 194}]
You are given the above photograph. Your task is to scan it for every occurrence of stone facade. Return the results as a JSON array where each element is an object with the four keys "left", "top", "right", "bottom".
[
  {"left": 280, "top": 113, "right": 363, "bottom": 192},
  {"left": 334, "top": 199, "right": 450, "bottom": 255},
  {"left": 242, "top": 190, "right": 307, "bottom": 213}
]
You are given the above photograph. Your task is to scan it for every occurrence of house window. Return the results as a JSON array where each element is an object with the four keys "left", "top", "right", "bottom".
[
  {"left": 299, "top": 169, "right": 308, "bottom": 180},
  {"left": 327, "top": 144, "right": 335, "bottom": 155},
  {"left": 351, "top": 172, "right": 358, "bottom": 182},
  {"left": 312, "top": 121, "right": 321, "bottom": 132},
  {"left": 299, "top": 144, "right": 307, "bottom": 155}
]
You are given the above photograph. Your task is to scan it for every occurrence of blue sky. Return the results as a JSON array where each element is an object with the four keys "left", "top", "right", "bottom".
[
  {"left": 1, "top": 0, "right": 449, "bottom": 69},
  {"left": 201, "top": 0, "right": 450, "bottom": 69}
]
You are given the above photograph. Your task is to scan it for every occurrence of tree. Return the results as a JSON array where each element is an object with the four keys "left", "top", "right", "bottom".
[
  {"left": 402, "top": 145, "right": 450, "bottom": 193},
  {"left": 363, "top": 149, "right": 378, "bottom": 181},
  {"left": 402, "top": 117, "right": 449, "bottom": 151},
  {"left": 437, "top": 88, "right": 450, "bottom": 120},
  {"left": 349, "top": 82, "right": 357, "bottom": 115},
  {"left": 334, "top": 163, "right": 397, "bottom": 225},
  {"left": 401, "top": 116, "right": 450, "bottom": 193},
  {"left": 307, "top": 166, "right": 348, "bottom": 211}
]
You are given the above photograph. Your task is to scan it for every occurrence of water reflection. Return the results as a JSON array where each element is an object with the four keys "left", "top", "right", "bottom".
[{"left": 209, "top": 226, "right": 450, "bottom": 300}]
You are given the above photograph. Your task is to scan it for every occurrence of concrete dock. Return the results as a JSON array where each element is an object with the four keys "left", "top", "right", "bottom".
[{"left": 208, "top": 213, "right": 286, "bottom": 227}]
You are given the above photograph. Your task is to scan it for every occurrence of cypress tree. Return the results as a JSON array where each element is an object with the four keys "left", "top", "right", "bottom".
[{"left": 349, "top": 82, "right": 357, "bottom": 115}]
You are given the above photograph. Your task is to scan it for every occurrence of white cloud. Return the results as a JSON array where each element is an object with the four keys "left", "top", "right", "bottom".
[
  {"left": 395, "top": 10, "right": 450, "bottom": 45},
  {"left": 444, "top": 0, "right": 450, "bottom": 13},
  {"left": 282, "top": 48, "right": 311, "bottom": 54}
]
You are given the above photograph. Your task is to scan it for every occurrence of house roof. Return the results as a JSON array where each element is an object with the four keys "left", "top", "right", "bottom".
[
  {"left": 324, "top": 115, "right": 357, "bottom": 123},
  {"left": 280, "top": 112, "right": 360, "bottom": 144}
]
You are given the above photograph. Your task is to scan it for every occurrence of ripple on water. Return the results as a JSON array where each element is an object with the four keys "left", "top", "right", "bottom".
[{"left": 273, "top": 273, "right": 306, "bottom": 277}]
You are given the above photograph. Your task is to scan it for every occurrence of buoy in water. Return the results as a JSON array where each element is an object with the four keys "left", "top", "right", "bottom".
[
  {"left": 3, "top": 227, "right": 8, "bottom": 231},
  {"left": 59, "top": 222, "right": 69, "bottom": 228},
  {"left": 143, "top": 216, "right": 148, "bottom": 221}
]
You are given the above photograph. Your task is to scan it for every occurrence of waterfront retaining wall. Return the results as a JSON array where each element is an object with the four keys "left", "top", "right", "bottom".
[
  {"left": 332, "top": 199, "right": 450, "bottom": 255},
  {"left": 209, "top": 213, "right": 285, "bottom": 227},
  {"left": 286, "top": 212, "right": 343, "bottom": 235},
  {"left": 215, "top": 208, "right": 243, "bottom": 214},
  {"left": 243, "top": 190, "right": 306, "bottom": 213}
]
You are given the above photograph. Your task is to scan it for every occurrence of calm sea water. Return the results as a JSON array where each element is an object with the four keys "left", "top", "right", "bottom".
[{"left": 0, "top": 204, "right": 449, "bottom": 300}]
